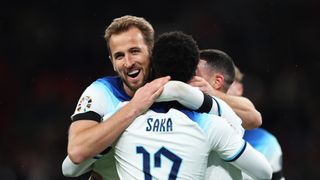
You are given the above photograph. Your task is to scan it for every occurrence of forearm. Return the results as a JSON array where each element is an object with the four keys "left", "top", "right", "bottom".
[
  {"left": 157, "top": 81, "right": 201, "bottom": 108},
  {"left": 233, "top": 107, "right": 262, "bottom": 129},
  {"left": 214, "top": 92, "right": 262, "bottom": 129},
  {"left": 67, "top": 77, "right": 169, "bottom": 164},
  {"left": 172, "top": 82, "right": 204, "bottom": 110},
  {"left": 62, "top": 155, "right": 95, "bottom": 177},
  {"left": 231, "top": 143, "right": 272, "bottom": 180},
  {"left": 157, "top": 81, "right": 218, "bottom": 114},
  {"left": 68, "top": 102, "right": 142, "bottom": 164}
]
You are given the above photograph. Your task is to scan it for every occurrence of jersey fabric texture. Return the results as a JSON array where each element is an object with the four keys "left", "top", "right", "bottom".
[
  {"left": 211, "top": 96, "right": 244, "bottom": 136},
  {"left": 71, "top": 76, "right": 128, "bottom": 179},
  {"left": 114, "top": 106, "right": 246, "bottom": 180},
  {"left": 71, "top": 76, "right": 131, "bottom": 122},
  {"left": 70, "top": 76, "right": 246, "bottom": 179},
  {"left": 205, "top": 96, "right": 245, "bottom": 180}
]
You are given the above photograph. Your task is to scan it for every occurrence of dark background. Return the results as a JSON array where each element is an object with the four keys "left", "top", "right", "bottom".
[{"left": 1, "top": 0, "right": 319, "bottom": 179}]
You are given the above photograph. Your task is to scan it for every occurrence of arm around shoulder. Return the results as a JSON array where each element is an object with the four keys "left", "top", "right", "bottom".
[
  {"left": 67, "top": 103, "right": 145, "bottom": 164},
  {"left": 216, "top": 92, "right": 262, "bottom": 129},
  {"left": 157, "top": 81, "right": 219, "bottom": 114},
  {"left": 156, "top": 81, "right": 204, "bottom": 110}
]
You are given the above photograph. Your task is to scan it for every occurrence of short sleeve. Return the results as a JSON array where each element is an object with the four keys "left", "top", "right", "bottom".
[
  {"left": 71, "top": 81, "right": 120, "bottom": 122},
  {"left": 214, "top": 97, "right": 244, "bottom": 136},
  {"left": 205, "top": 115, "right": 246, "bottom": 161}
]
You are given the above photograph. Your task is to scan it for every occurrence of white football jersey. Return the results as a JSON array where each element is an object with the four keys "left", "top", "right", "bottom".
[
  {"left": 205, "top": 96, "right": 245, "bottom": 180},
  {"left": 113, "top": 107, "right": 246, "bottom": 180},
  {"left": 68, "top": 77, "right": 246, "bottom": 179},
  {"left": 70, "top": 76, "right": 131, "bottom": 179},
  {"left": 211, "top": 96, "right": 244, "bottom": 136}
]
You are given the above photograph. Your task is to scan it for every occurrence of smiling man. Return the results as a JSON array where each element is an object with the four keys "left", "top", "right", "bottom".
[
  {"left": 107, "top": 26, "right": 152, "bottom": 96},
  {"left": 66, "top": 15, "right": 170, "bottom": 169}
]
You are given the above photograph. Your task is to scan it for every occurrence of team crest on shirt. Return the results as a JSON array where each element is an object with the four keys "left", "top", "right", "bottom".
[{"left": 77, "top": 96, "right": 92, "bottom": 112}]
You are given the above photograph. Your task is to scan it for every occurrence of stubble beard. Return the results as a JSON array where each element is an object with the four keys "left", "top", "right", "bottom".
[{"left": 122, "top": 72, "right": 148, "bottom": 96}]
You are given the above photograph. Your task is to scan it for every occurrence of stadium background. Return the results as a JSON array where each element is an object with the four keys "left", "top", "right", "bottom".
[{"left": 1, "top": 0, "right": 319, "bottom": 179}]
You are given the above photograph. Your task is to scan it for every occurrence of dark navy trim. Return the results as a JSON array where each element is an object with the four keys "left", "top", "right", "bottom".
[
  {"left": 100, "top": 146, "right": 112, "bottom": 155},
  {"left": 93, "top": 147, "right": 112, "bottom": 159},
  {"left": 71, "top": 111, "right": 102, "bottom": 123},
  {"left": 150, "top": 101, "right": 185, "bottom": 113},
  {"left": 224, "top": 142, "right": 247, "bottom": 162},
  {"left": 197, "top": 93, "right": 213, "bottom": 113},
  {"left": 212, "top": 97, "right": 221, "bottom": 116}
]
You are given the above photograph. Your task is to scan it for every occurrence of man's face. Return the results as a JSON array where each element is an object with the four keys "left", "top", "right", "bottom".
[
  {"left": 109, "top": 27, "right": 151, "bottom": 97},
  {"left": 196, "top": 59, "right": 215, "bottom": 87}
]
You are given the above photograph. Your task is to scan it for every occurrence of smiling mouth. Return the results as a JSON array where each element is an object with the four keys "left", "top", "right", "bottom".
[{"left": 127, "top": 69, "right": 140, "bottom": 78}]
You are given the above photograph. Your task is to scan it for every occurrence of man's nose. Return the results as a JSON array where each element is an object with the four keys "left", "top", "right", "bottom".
[{"left": 124, "top": 55, "right": 134, "bottom": 68}]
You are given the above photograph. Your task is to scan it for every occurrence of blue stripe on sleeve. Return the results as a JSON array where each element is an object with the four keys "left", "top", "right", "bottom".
[
  {"left": 223, "top": 141, "right": 247, "bottom": 162},
  {"left": 211, "top": 97, "right": 221, "bottom": 116}
]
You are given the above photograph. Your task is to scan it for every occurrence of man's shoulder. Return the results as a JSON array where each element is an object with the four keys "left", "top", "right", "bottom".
[
  {"left": 85, "top": 76, "right": 120, "bottom": 95},
  {"left": 95, "top": 76, "right": 120, "bottom": 86},
  {"left": 173, "top": 109, "right": 224, "bottom": 132},
  {"left": 93, "top": 76, "right": 130, "bottom": 101}
]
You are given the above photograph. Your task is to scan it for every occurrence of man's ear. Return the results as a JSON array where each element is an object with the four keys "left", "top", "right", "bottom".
[
  {"left": 109, "top": 55, "right": 116, "bottom": 71},
  {"left": 213, "top": 73, "right": 225, "bottom": 90}
]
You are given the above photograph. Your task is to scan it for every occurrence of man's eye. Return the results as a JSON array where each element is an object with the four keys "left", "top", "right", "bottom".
[
  {"left": 132, "top": 49, "right": 140, "bottom": 54},
  {"left": 115, "top": 55, "right": 123, "bottom": 60}
]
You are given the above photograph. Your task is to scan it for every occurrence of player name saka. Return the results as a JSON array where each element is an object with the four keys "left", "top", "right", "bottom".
[{"left": 146, "top": 117, "right": 173, "bottom": 132}]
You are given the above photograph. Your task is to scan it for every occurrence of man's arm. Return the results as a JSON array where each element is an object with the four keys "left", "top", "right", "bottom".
[
  {"left": 189, "top": 76, "right": 262, "bottom": 129},
  {"left": 208, "top": 116, "right": 272, "bottom": 180},
  {"left": 230, "top": 143, "right": 272, "bottom": 180},
  {"left": 62, "top": 155, "right": 95, "bottom": 177},
  {"left": 156, "top": 81, "right": 218, "bottom": 114},
  {"left": 67, "top": 102, "right": 144, "bottom": 164},
  {"left": 67, "top": 76, "right": 170, "bottom": 164},
  {"left": 213, "top": 91, "right": 262, "bottom": 129},
  {"left": 157, "top": 81, "right": 244, "bottom": 135}
]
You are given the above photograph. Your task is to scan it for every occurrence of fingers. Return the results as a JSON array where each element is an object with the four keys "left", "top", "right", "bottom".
[
  {"left": 152, "top": 86, "right": 165, "bottom": 100},
  {"left": 147, "top": 76, "right": 170, "bottom": 99},
  {"left": 133, "top": 76, "right": 170, "bottom": 101},
  {"left": 189, "top": 81, "right": 202, "bottom": 87},
  {"left": 189, "top": 76, "right": 203, "bottom": 82},
  {"left": 189, "top": 76, "right": 206, "bottom": 88},
  {"left": 189, "top": 76, "right": 216, "bottom": 96},
  {"left": 152, "top": 76, "right": 171, "bottom": 86},
  {"left": 130, "top": 76, "right": 171, "bottom": 114}
]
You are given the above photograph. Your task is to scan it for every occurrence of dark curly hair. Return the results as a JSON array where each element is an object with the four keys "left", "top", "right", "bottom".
[{"left": 151, "top": 31, "right": 199, "bottom": 83}]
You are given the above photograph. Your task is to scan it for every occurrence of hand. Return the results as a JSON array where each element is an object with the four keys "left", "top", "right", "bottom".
[
  {"left": 189, "top": 76, "right": 216, "bottom": 96},
  {"left": 157, "top": 80, "right": 205, "bottom": 110},
  {"left": 156, "top": 81, "right": 180, "bottom": 102},
  {"left": 130, "top": 76, "right": 171, "bottom": 114}
]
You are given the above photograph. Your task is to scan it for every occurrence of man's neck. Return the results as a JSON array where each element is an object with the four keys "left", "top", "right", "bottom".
[{"left": 123, "top": 84, "right": 135, "bottom": 97}]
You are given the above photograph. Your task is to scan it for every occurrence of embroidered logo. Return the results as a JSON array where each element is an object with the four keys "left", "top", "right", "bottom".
[{"left": 77, "top": 96, "right": 92, "bottom": 112}]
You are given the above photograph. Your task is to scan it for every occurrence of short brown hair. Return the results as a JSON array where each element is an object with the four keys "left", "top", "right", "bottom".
[{"left": 104, "top": 15, "right": 154, "bottom": 57}]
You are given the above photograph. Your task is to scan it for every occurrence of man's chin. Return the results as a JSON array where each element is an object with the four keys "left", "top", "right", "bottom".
[
  {"left": 123, "top": 80, "right": 144, "bottom": 94},
  {"left": 129, "top": 82, "right": 143, "bottom": 91}
]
